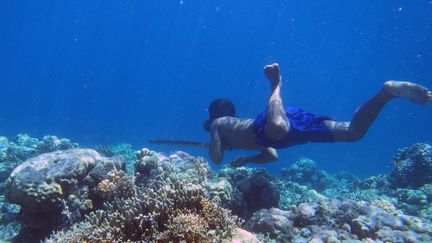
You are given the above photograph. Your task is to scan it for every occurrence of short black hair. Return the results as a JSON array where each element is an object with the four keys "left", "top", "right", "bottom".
[
  {"left": 203, "top": 98, "right": 236, "bottom": 131},
  {"left": 208, "top": 98, "right": 236, "bottom": 119}
]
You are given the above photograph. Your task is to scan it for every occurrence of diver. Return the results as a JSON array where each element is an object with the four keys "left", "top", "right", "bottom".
[{"left": 203, "top": 63, "right": 432, "bottom": 167}]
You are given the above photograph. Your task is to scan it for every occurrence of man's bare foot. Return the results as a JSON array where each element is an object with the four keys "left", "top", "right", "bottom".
[
  {"left": 264, "top": 63, "right": 282, "bottom": 90},
  {"left": 384, "top": 81, "right": 432, "bottom": 105}
]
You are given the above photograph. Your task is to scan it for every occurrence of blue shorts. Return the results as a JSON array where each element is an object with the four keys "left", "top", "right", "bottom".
[{"left": 252, "top": 107, "right": 335, "bottom": 148}]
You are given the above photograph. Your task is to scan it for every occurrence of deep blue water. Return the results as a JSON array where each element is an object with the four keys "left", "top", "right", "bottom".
[{"left": 0, "top": 0, "right": 431, "bottom": 177}]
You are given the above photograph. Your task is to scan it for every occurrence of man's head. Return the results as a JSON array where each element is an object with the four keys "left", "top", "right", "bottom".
[{"left": 203, "top": 98, "right": 236, "bottom": 131}]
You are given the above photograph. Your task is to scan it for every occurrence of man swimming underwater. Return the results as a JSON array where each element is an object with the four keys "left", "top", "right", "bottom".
[{"left": 203, "top": 63, "right": 432, "bottom": 167}]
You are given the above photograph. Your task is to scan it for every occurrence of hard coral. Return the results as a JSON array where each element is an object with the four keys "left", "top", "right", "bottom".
[
  {"left": 246, "top": 197, "right": 432, "bottom": 242},
  {"left": 95, "top": 143, "right": 136, "bottom": 175},
  {"left": 135, "top": 148, "right": 160, "bottom": 177},
  {"left": 95, "top": 170, "right": 135, "bottom": 201},
  {"left": 217, "top": 166, "right": 279, "bottom": 219},
  {"left": 160, "top": 212, "right": 208, "bottom": 242},
  {"left": 46, "top": 182, "right": 242, "bottom": 242},
  {"left": 281, "top": 158, "right": 359, "bottom": 198},
  {"left": 0, "top": 134, "right": 78, "bottom": 185},
  {"left": 36, "top": 135, "right": 78, "bottom": 153},
  {"left": 281, "top": 158, "right": 318, "bottom": 185},
  {"left": 134, "top": 148, "right": 211, "bottom": 191},
  {"left": 5, "top": 149, "right": 124, "bottom": 239},
  {"left": 207, "top": 177, "right": 233, "bottom": 206},
  {"left": 390, "top": 143, "right": 432, "bottom": 188}
]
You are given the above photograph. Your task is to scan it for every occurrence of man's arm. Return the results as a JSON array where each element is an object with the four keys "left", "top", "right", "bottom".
[
  {"left": 230, "top": 147, "right": 278, "bottom": 167},
  {"left": 209, "top": 121, "right": 224, "bottom": 164}
]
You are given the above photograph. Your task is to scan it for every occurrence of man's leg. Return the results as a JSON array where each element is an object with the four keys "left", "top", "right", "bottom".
[
  {"left": 326, "top": 81, "right": 432, "bottom": 142},
  {"left": 263, "top": 63, "right": 290, "bottom": 142}
]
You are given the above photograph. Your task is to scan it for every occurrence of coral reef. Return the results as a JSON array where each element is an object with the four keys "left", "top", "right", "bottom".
[
  {"left": 134, "top": 148, "right": 211, "bottom": 190},
  {"left": 244, "top": 207, "right": 294, "bottom": 238},
  {"left": 47, "top": 182, "right": 242, "bottom": 242},
  {"left": 276, "top": 148, "right": 432, "bottom": 225},
  {"left": 280, "top": 158, "right": 360, "bottom": 198},
  {"left": 94, "top": 169, "right": 135, "bottom": 201},
  {"left": 36, "top": 135, "right": 78, "bottom": 154},
  {"left": 95, "top": 143, "right": 136, "bottom": 175},
  {"left": 0, "top": 134, "right": 78, "bottom": 188},
  {"left": 206, "top": 177, "right": 233, "bottom": 205},
  {"left": 246, "top": 196, "right": 432, "bottom": 242},
  {"left": 223, "top": 227, "right": 260, "bottom": 242},
  {"left": 216, "top": 166, "right": 280, "bottom": 219},
  {"left": 281, "top": 158, "right": 319, "bottom": 185},
  {"left": 0, "top": 195, "right": 21, "bottom": 241},
  {"left": 2, "top": 136, "right": 432, "bottom": 242},
  {"left": 4, "top": 148, "right": 125, "bottom": 239},
  {"left": 41, "top": 148, "right": 253, "bottom": 242},
  {"left": 390, "top": 143, "right": 432, "bottom": 188}
]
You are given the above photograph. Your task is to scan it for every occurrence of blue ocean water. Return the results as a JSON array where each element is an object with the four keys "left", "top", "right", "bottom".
[{"left": 0, "top": 0, "right": 431, "bottom": 177}]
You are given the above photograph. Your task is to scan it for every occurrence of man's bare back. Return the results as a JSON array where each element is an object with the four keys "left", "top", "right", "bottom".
[
  {"left": 209, "top": 116, "right": 278, "bottom": 166},
  {"left": 211, "top": 117, "right": 260, "bottom": 150},
  {"left": 205, "top": 63, "right": 432, "bottom": 167}
]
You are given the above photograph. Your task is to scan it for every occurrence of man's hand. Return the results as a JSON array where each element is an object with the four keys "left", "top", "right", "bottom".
[
  {"left": 230, "top": 157, "right": 248, "bottom": 167},
  {"left": 230, "top": 148, "right": 278, "bottom": 167}
]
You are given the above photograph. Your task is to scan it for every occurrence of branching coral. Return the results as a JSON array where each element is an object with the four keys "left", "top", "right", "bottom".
[
  {"left": 158, "top": 211, "right": 209, "bottom": 242},
  {"left": 46, "top": 182, "right": 242, "bottom": 242}
]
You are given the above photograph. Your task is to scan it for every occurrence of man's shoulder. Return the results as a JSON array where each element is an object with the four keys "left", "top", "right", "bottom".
[
  {"left": 215, "top": 116, "right": 250, "bottom": 123},
  {"left": 213, "top": 117, "right": 254, "bottom": 129}
]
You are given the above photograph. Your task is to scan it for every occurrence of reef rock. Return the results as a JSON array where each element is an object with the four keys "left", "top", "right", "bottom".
[{"left": 390, "top": 143, "right": 432, "bottom": 188}]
